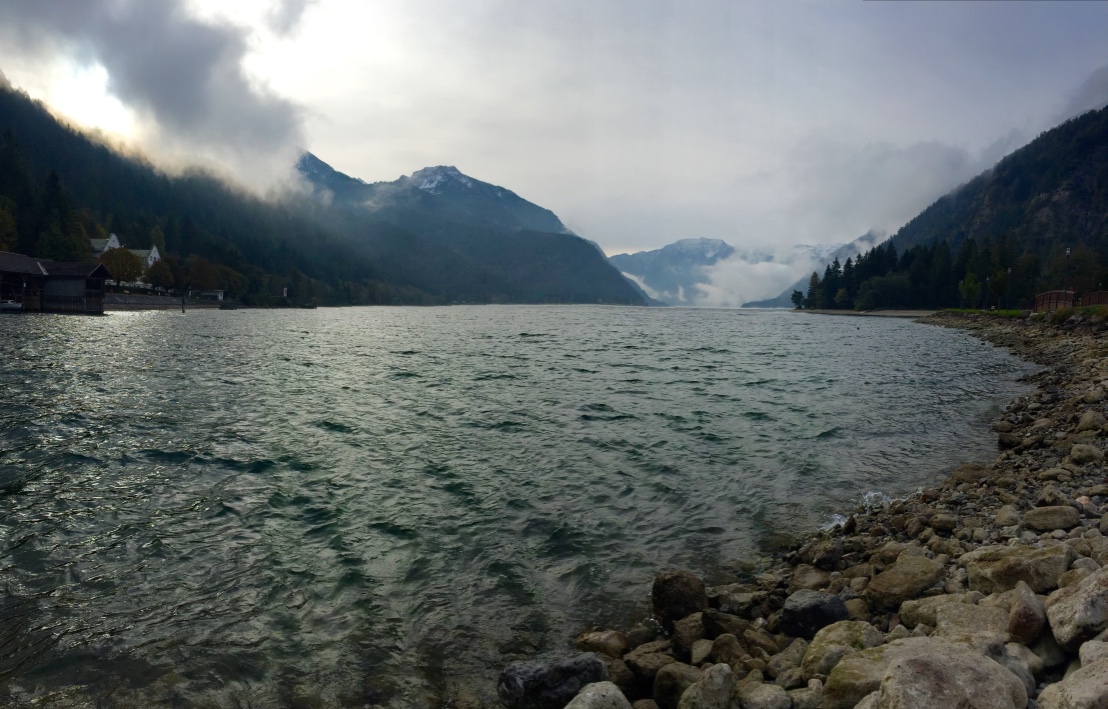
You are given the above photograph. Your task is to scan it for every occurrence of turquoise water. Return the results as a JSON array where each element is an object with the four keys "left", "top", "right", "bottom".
[{"left": 0, "top": 307, "right": 1032, "bottom": 706}]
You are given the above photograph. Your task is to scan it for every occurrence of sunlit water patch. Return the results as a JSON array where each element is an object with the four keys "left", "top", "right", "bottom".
[{"left": 0, "top": 307, "right": 1034, "bottom": 706}]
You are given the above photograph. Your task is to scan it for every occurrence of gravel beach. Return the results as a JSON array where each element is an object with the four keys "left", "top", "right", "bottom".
[{"left": 499, "top": 310, "right": 1108, "bottom": 709}]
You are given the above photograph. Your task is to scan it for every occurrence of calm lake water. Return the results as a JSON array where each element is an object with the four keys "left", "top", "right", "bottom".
[{"left": 0, "top": 306, "right": 1033, "bottom": 706}]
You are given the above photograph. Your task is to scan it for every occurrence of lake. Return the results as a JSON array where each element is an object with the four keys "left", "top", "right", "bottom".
[{"left": 0, "top": 306, "right": 1033, "bottom": 706}]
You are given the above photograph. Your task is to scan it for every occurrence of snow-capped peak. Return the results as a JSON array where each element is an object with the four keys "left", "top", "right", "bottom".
[
  {"left": 665, "top": 238, "right": 733, "bottom": 261},
  {"left": 408, "top": 166, "right": 474, "bottom": 193}
]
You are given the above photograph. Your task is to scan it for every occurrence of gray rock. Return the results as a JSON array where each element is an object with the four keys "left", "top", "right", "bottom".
[
  {"left": 1006, "top": 642, "right": 1045, "bottom": 677},
  {"left": 809, "top": 538, "right": 844, "bottom": 570},
  {"left": 800, "top": 620, "right": 885, "bottom": 681},
  {"left": 1033, "top": 631, "right": 1070, "bottom": 669},
  {"left": 1077, "top": 410, "right": 1106, "bottom": 433},
  {"left": 787, "top": 679, "right": 822, "bottom": 709},
  {"left": 995, "top": 504, "right": 1022, "bottom": 526},
  {"left": 1025, "top": 506, "right": 1082, "bottom": 532},
  {"left": 960, "top": 543, "right": 1076, "bottom": 593},
  {"left": 952, "top": 463, "right": 989, "bottom": 484},
  {"left": 689, "top": 639, "right": 712, "bottom": 666},
  {"left": 652, "top": 663, "right": 701, "bottom": 709},
  {"left": 867, "top": 644, "right": 1027, "bottom": 709},
  {"left": 1037, "top": 657, "right": 1108, "bottom": 709},
  {"left": 778, "top": 590, "right": 848, "bottom": 638},
  {"left": 671, "top": 613, "right": 704, "bottom": 656},
  {"left": 1079, "top": 640, "right": 1108, "bottom": 666},
  {"left": 930, "top": 513, "right": 959, "bottom": 533},
  {"left": 700, "top": 609, "right": 750, "bottom": 639},
  {"left": 652, "top": 571, "right": 707, "bottom": 628},
  {"left": 734, "top": 681, "right": 791, "bottom": 709},
  {"left": 765, "top": 638, "right": 807, "bottom": 679},
  {"left": 863, "top": 556, "right": 945, "bottom": 610},
  {"left": 822, "top": 637, "right": 993, "bottom": 709},
  {"left": 498, "top": 653, "right": 609, "bottom": 709},
  {"left": 774, "top": 666, "right": 805, "bottom": 690},
  {"left": 934, "top": 603, "right": 1010, "bottom": 642},
  {"left": 577, "top": 630, "right": 630, "bottom": 659},
  {"left": 1071, "top": 443, "right": 1105, "bottom": 465},
  {"left": 1009, "top": 580, "right": 1047, "bottom": 645},
  {"left": 676, "top": 663, "right": 733, "bottom": 709},
  {"left": 898, "top": 594, "right": 972, "bottom": 629},
  {"left": 1047, "top": 566, "right": 1108, "bottom": 650},
  {"left": 788, "top": 564, "right": 831, "bottom": 593},
  {"left": 564, "top": 682, "right": 633, "bottom": 709},
  {"left": 709, "top": 633, "right": 744, "bottom": 665}
]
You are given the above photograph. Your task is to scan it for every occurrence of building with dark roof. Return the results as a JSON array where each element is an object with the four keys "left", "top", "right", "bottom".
[{"left": 0, "top": 252, "right": 112, "bottom": 314}]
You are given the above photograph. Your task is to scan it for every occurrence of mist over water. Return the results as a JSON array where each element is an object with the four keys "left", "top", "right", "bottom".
[{"left": 0, "top": 307, "right": 1033, "bottom": 706}]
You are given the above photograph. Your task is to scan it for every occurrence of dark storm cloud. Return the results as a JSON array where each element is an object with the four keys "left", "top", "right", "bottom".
[
  {"left": 0, "top": 0, "right": 303, "bottom": 163},
  {"left": 1057, "top": 64, "right": 1108, "bottom": 123},
  {"left": 267, "top": 0, "right": 318, "bottom": 36}
]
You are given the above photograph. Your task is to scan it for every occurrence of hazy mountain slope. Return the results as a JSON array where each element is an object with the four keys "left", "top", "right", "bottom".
[
  {"left": 741, "top": 232, "right": 882, "bottom": 307},
  {"left": 0, "top": 84, "right": 393, "bottom": 302},
  {"left": 609, "top": 238, "right": 735, "bottom": 305},
  {"left": 888, "top": 106, "right": 1108, "bottom": 261}
]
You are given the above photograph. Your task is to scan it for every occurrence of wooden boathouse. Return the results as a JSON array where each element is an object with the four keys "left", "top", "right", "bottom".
[{"left": 0, "top": 251, "right": 112, "bottom": 314}]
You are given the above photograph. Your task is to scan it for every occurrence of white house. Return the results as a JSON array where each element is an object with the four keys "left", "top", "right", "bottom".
[
  {"left": 128, "top": 246, "right": 161, "bottom": 268},
  {"left": 89, "top": 233, "right": 121, "bottom": 259}
]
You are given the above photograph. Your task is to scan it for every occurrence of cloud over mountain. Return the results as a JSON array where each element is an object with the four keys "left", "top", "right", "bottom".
[{"left": 0, "top": 0, "right": 305, "bottom": 183}]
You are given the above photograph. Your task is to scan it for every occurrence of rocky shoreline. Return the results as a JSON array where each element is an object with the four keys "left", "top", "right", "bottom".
[{"left": 496, "top": 310, "right": 1108, "bottom": 709}]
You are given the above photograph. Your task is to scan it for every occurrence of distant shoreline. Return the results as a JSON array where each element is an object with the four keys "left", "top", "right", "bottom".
[{"left": 799, "top": 308, "right": 938, "bottom": 318}]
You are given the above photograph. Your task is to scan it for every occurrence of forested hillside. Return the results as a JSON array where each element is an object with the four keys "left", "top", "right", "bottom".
[
  {"left": 798, "top": 106, "right": 1108, "bottom": 311},
  {"left": 0, "top": 85, "right": 644, "bottom": 306}
]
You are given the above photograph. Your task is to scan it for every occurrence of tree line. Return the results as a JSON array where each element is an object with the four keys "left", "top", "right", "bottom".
[
  {"left": 0, "top": 85, "right": 441, "bottom": 306},
  {"left": 793, "top": 236, "right": 1106, "bottom": 311}
]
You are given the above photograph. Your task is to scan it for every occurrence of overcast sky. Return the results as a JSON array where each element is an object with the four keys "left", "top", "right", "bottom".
[{"left": 1, "top": 0, "right": 1107, "bottom": 258}]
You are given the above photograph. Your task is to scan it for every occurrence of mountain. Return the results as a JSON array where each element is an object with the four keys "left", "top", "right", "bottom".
[
  {"left": 0, "top": 80, "right": 643, "bottom": 306},
  {"left": 612, "top": 238, "right": 853, "bottom": 307},
  {"left": 294, "top": 153, "right": 644, "bottom": 304},
  {"left": 741, "top": 232, "right": 882, "bottom": 308},
  {"left": 788, "top": 105, "right": 1108, "bottom": 311},
  {"left": 297, "top": 153, "right": 571, "bottom": 236},
  {"left": 609, "top": 238, "right": 735, "bottom": 305}
]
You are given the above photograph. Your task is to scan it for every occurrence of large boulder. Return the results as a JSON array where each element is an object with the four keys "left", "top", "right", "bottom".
[
  {"left": 863, "top": 556, "right": 945, "bottom": 610},
  {"left": 778, "top": 590, "right": 848, "bottom": 638},
  {"left": 498, "top": 653, "right": 609, "bottom": 709},
  {"left": 897, "top": 593, "right": 971, "bottom": 629},
  {"left": 934, "top": 603, "right": 1010, "bottom": 643},
  {"left": 1024, "top": 506, "right": 1082, "bottom": 532},
  {"left": 960, "top": 543, "right": 1076, "bottom": 593},
  {"left": 564, "top": 682, "right": 633, "bottom": 709},
  {"left": 1070, "top": 443, "right": 1105, "bottom": 465},
  {"left": 1037, "top": 657, "right": 1108, "bottom": 709},
  {"left": 676, "top": 663, "right": 733, "bottom": 709},
  {"left": 866, "top": 643, "right": 1027, "bottom": 709},
  {"left": 1008, "top": 581, "right": 1047, "bottom": 645},
  {"left": 800, "top": 620, "right": 884, "bottom": 681},
  {"left": 652, "top": 571, "right": 707, "bottom": 628},
  {"left": 1046, "top": 566, "right": 1108, "bottom": 650},
  {"left": 823, "top": 637, "right": 988, "bottom": 709},
  {"left": 653, "top": 663, "right": 702, "bottom": 709}
]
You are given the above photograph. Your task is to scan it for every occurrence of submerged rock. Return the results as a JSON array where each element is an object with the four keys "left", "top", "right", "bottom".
[
  {"left": 498, "top": 653, "right": 609, "bottom": 709},
  {"left": 652, "top": 571, "right": 707, "bottom": 628}
]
